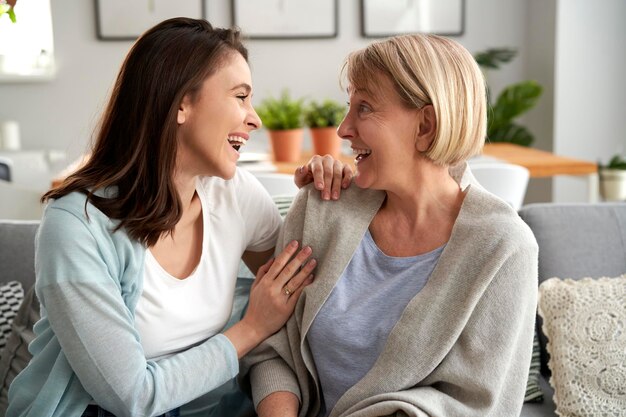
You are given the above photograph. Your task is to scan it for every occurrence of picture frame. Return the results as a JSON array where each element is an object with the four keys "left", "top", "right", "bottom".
[
  {"left": 95, "top": 0, "right": 206, "bottom": 41},
  {"left": 232, "top": 0, "right": 338, "bottom": 40},
  {"left": 361, "top": 0, "right": 465, "bottom": 38}
]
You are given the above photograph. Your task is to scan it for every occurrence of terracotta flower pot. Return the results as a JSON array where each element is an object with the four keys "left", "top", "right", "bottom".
[
  {"left": 268, "top": 128, "right": 303, "bottom": 163},
  {"left": 310, "top": 127, "right": 342, "bottom": 159}
]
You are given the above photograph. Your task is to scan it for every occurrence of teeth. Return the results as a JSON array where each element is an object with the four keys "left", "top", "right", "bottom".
[
  {"left": 227, "top": 136, "right": 246, "bottom": 145},
  {"left": 228, "top": 136, "right": 246, "bottom": 152},
  {"left": 352, "top": 148, "right": 371, "bottom": 155}
]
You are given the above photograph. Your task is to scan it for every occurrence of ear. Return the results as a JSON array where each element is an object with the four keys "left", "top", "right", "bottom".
[
  {"left": 177, "top": 94, "right": 191, "bottom": 125},
  {"left": 415, "top": 104, "right": 437, "bottom": 153}
]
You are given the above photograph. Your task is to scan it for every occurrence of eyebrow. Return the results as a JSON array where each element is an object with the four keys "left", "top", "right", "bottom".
[
  {"left": 347, "top": 87, "right": 372, "bottom": 96},
  {"left": 232, "top": 83, "right": 252, "bottom": 93}
]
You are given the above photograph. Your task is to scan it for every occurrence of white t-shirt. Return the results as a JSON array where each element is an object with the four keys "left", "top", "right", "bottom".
[{"left": 134, "top": 168, "right": 282, "bottom": 360}]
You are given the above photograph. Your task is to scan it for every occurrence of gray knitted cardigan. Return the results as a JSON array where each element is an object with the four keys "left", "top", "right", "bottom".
[{"left": 242, "top": 164, "right": 539, "bottom": 417}]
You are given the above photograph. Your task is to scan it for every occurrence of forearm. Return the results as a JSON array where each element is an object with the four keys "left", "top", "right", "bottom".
[
  {"left": 257, "top": 391, "right": 299, "bottom": 417},
  {"left": 42, "top": 281, "right": 239, "bottom": 416}
]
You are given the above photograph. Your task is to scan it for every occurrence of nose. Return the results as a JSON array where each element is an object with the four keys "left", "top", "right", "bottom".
[
  {"left": 336, "top": 110, "right": 353, "bottom": 140},
  {"left": 247, "top": 106, "right": 262, "bottom": 130}
]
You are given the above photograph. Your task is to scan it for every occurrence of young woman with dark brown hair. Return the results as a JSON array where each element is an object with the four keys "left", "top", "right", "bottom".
[{"left": 6, "top": 18, "right": 351, "bottom": 417}]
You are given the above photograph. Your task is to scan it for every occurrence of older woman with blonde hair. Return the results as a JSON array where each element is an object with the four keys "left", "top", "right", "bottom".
[{"left": 242, "top": 34, "right": 538, "bottom": 417}]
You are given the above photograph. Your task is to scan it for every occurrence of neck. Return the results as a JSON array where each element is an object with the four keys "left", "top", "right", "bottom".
[
  {"left": 173, "top": 170, "right": 199, "bottom": 213},
  {"left": 382, "top": 163, "right": 464, "bottom": 229}
]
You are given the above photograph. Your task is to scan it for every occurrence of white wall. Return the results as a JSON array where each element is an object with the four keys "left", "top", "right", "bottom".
[
  {"left": 524, "top": 0, "right": 557, "bottom": 202},
  {"left": 553, "top": 0, "right": 626, "bottom": 202},
  {"left": 0, "top": 0, "right": 530, "bottom": 161}
]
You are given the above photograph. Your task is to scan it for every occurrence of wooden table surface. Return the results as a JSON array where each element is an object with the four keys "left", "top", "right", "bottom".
[
  {"left": 481, "top": 143, "right": 597, "bottom": 178},
  {"left": 275, "top": 143, "right": 598, "bottom": 179}
]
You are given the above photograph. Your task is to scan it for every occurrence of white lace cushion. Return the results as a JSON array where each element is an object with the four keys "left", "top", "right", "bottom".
[{"left": 537, "top": 275, "right": 626, "bottom": 416}]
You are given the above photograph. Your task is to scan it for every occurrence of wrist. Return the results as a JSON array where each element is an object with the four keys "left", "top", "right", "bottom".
[
  {"left": 223, "top": 317, "right": 264, "bottom": 358},
  {"left": 239, "top": 315, "right": 266, "bottom": 344}
]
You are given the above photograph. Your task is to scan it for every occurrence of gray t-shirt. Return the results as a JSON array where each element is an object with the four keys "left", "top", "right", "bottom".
[{"left": 308, "top": 230, "right": 444, "bottom": 417}]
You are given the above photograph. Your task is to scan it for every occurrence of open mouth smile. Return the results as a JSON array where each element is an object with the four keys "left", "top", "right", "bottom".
[
  {"left": 353, "top": 147, "right": 371, "bottom": 163},
  {"left": 227, "top": 135, "right": 246, "bottom": 152}
]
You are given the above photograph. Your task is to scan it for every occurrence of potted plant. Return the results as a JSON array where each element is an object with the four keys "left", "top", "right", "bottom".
[
  {"left": 256, "top": 90, "right": 305, "bottom": 162},
  {"left": 304, "top": 99, "right": 347, "bottom": 158},
  {"left": 599, "top": 154, "right": 626, "bottom": 201},
  {"left": 0, "top": 0, "right": 17, "bottom": 22},
  {"left": 474, "top": 48, "right": 543, "bottom": 147}
]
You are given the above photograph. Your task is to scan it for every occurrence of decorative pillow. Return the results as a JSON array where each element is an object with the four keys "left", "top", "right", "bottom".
[
  {"left": 0, "top": 281, "right": 24, "bottom": 354},
  {"left": 523, "top": 329, "right": 544, "bottom": 403},
  {"left": 0, "top": 285, "right": 39, "bottom": 416},
  {"left": 537, "top": 275, "right": 626, "bottom": 415}
]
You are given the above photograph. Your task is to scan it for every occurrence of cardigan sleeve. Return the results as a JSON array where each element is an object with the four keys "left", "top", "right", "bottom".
[{"left": 240, "top": 187, "right": 312, "bottom": 409}]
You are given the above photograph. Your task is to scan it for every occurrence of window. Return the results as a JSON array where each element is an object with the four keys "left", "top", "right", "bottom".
[{"left": 0, "top": 0, "right": 55, "bottom": 80}]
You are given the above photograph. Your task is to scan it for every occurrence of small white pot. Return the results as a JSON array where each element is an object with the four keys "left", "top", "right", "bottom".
[{"left": 599, "top": 168, "right": 626, "bottom": 201}]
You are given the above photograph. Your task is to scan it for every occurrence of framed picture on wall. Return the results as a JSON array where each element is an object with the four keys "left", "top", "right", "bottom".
[
  {"left": 232, "top": 0, "right": 338, "bottom": 39},
  {"left": 95, "top": 0, "right": 206, "bottom": 41},
  {"left": 361, "top": 0, "right": 465, "bottom": 38}
]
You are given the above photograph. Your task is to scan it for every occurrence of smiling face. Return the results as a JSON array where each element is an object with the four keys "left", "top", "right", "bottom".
[
  {"left": 337, "top": 74, "right": 427, "bottom": 191},
  {"left": 176, "top": 52, "right": 261, "bottom": 180}
]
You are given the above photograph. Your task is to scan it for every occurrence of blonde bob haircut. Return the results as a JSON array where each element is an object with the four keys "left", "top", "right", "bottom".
[{"left": 341, "top": 34, "right": 487, "bottom": 166}]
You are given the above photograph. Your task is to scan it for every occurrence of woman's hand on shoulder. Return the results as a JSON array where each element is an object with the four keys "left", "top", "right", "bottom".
[
  {"left": 224, "top": 241, "right": 316, "bottom": 357},
  {"left": 294, "top": 154, "right": 353, "bottom": 201}
]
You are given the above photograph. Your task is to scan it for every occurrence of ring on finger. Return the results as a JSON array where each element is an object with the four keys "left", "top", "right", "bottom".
[{"left": 283, "top": 286, "right": 293, "bottom": 296}]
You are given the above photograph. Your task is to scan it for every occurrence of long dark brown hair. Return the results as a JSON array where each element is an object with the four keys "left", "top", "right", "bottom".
[{"left": 44, "top": 18, "right": 248, "bottom": 246}]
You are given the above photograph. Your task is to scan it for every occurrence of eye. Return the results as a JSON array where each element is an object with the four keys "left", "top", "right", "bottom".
[
  {"left": 357, "top": 102, "right": 372, "bottom": 115},
  {"left": 237, "top": 94, "right": 249, "bottom": 102}
]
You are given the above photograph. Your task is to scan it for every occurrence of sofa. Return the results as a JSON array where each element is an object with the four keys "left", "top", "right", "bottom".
[
  {"left": 1, "top": 202, "right": 625, "bottom": 416},
  {"left": 517, "top": 202, "right": 626, "bottom": 417}
]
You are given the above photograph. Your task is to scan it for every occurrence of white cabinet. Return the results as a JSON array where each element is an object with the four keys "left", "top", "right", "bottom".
[{"left": 0, "top": 150, "right": 67, "bottom": 191}]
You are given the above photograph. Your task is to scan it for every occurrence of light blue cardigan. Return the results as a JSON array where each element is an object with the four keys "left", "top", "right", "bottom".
[{"left": 7, "top": 192, "right": 239, "bottom": 417}]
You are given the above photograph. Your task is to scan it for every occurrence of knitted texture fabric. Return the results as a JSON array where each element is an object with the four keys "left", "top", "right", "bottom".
[
  {"left": 243, "top": 164, "right": 539, "bottom": 417},
  {"left": 538, "top": 275, "right": 626, "bottom": 416}
]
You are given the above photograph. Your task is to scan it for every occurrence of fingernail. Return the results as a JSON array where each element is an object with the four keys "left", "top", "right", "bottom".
[
  {"left": 303, "top": 246, "right": 312, "bottom": 255},
  {"left": 317, "top": 182, "right": 324, "bottom": 190},
  {"left": 290, "top": 240, "right": 299, "bottom": 248},
  {"left": 308, "top": 258, "right": 317, "bottom": 267},
  {"left": 332, "top": 191, "right": 339, "bottom": 200},
  {"left": 323, "top": 192, "right": 330, "bottom": 200}
]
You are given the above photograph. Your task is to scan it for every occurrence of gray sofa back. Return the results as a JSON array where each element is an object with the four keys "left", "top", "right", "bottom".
[
  {"left": 519, "top": 203, "right": 626, "bottom": 282},
  {"left": 0, "top": 220, "right": 39, "bottom": 290}
]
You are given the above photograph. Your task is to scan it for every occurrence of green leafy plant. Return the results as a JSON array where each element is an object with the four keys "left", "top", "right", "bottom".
[
  {"left": 256, "top": 90, "right": 305, "bottom": 131},
  {"left": 0, "top": 0, "right": 17, "bottom": 22},
  {"left": 475, "top": 48, "right": 543, "bottom": 147},
  {"left": 474, "top": 48, "right": 517, "bottom": 69},
  {"left": 304, "top": 99, "right": 347, "bottom": 128},
  {"left": 600, "top": 154, "right": 626, "bottom": 170}
]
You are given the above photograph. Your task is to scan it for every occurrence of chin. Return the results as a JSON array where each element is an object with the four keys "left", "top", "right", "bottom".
[
  {"left": 212, "top": 162, "right": 237, "bottom": 180},
  {"left": 354, "top": 174, "right": 372, "bottom": 190},
  {"left": 222, "top": 168, "right": 237, "bottom": 180}
]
